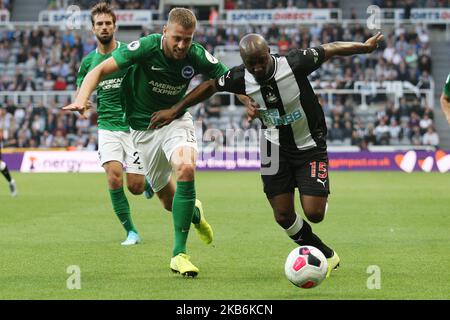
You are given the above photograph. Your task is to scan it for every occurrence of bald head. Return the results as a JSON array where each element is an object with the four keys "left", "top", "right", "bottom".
[
  {"left": 239, "top": 33, "right": 273, "bottom": 82},
  {"left": 239, "top": 34, "right": 269, "bottom": 58}
]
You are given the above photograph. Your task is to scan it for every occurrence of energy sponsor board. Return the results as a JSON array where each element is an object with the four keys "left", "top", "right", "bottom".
[
  {"left": 20, "top": 151, "right": 102, "bottom": 173},
  {"left": 6, "top": 150, "right": 449, "bottom": 173}
]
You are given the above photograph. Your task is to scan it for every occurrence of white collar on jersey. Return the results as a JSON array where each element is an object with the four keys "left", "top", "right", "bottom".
[{"left": 95, "top": 40, "right": 120, "bottom": 54}]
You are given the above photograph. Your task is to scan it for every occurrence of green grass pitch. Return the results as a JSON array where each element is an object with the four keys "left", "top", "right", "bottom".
[{"left": 0, "top": 171, "right": 449, "bottom": 300}]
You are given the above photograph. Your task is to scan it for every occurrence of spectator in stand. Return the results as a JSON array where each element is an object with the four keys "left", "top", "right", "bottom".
[
  {"left": 53, "top": 76, "right": 67, "bottom": 90},
  {"left": 388, "top": 119, "right": 402, "bottom": 144},
  {"left": 342, "top": 121, "right": 353, "bottom": 144},
  {"left": 278, "top": 34, "right": 290, "bottom": 55},
  {"left": 410, "top": 125, "right": 422, "bottom": 146},
  {"left": 0, "top": 75, "right": 10, "bottom": 90},
  {"left": 374, "top": 118, "right": 390, "bottom": 145},
  {"left": 0, "top": 42, "right": 9, "bottom": 63},
  {"left": 19, "top": 76, "right": 37, "bottom": 91},
  {"left": 42, "top": 73, "right": 55, "bottom": 91},
  {"left": 364, "top": 123, "right": 377, "bottom": 146},
  {"left": 397, "top": 120, "right": 409, "bottom": 144},
  {"left": 329, "top": 122, "right": 344, "bottom": 143},
  {"left": 409, "top": 111, "right": 421, "bottom": 128},
  {"left": 422, "top": 125, "right": 439, "bottom": 148},
  {"left": 224, "top": 0, "right": 236, "bottom": 9},
  {"left": 418, "top": 54, "right": 432, "bottom": 74},
  {"left": 417, "top": 70, "right": 432, "bottom": 89},
  {"left": 419, "top": 113, "right": 433, "bottom": 134}
]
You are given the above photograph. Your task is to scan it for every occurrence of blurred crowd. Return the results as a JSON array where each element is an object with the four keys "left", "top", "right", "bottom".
[
  {"left": 321, "top": 95, "right": 439, "bottom": 149},
  {"left": 0, "top": 97, "right": 98, "bottom": 150},
  {"left": 45, "top": 0, "right": 449, "bottom": 10},
  {"left": 224, "top": 0, "right": 339, "bottom": 9},
  {"left": 46, "top": 0, "right": 337, "bottom": 10},
  {"left": 0, "top": 0, "right": 11, "bottom": 14},
  {"left": 0, "top": 1, "right": 442, "bottom": 150},
  {"left": 47, "top": 0, "right": 159, "bottom": 10},
  {"left": 373, "top": 0, "right": 449, "bottom": 8}
]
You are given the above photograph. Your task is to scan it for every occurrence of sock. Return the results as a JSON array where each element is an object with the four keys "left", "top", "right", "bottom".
[
  {"left": 144, "top": 178, "right": 151, "bottom": 192},
  {"left": 192, "top": 203, "right": 200, "bottom": 224},
  {"left": 285, "top": 213, "right": 333, "bottom": 258},
  {"left": 1, "top": 162, "right": 12, "bottom": 183},
  {"left": 172, "top": 181, "right": 196, "bottom": 256},
  {"left": 109, "top": 187, "right": 137, "bottom": 235}
]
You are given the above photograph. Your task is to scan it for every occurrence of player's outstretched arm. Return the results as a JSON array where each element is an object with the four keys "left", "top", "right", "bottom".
[
  {"left": 149, "top": 79, "right": 218, "bottom": 129},
  {"left": 321, "top": 32, "right": 383, "bottom": 62},
  {"left": 63, "top": 57, "right": 119, "bottom": 112},
  {"left": 440, "top": 93, "right": 450, "bottom": 125},
  {"left": 62, "top": 88, "right": 93, "bottom": 119}
]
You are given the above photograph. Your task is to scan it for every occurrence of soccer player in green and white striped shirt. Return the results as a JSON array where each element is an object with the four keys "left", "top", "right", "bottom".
[{"left": 64, "top": 3, "right": 153, "bottom": 246}]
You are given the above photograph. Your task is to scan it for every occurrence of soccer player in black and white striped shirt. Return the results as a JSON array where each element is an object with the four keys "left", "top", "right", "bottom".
[
  {"left": 0, "top": 131, "right": 17, "bottom": 197},
  {"left": 151, "top": 32, "right": 384, "bottom": 277}
]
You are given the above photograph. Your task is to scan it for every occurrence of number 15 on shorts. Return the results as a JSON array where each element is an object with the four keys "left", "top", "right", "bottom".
[{"left": 309, "top": 161, "right": 328, "bottom": 179}]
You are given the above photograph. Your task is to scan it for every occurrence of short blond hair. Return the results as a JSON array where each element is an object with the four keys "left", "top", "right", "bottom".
[{"left": 168, "top": 7, "right": 197, "bottom": 29}]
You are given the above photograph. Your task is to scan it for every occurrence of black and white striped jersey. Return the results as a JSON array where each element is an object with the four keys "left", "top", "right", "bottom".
[{"left": 216, "top": 46, "right": 327, "bottom": 152}]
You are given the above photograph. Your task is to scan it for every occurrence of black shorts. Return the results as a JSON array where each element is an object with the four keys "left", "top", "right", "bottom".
[{"left": 261, "top": 142, "right": 330, "bottom": 199}]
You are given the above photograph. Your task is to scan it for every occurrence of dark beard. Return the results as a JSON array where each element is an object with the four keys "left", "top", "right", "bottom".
[{"left": 96, "top": 34, "right": 113, "bottom": 45}]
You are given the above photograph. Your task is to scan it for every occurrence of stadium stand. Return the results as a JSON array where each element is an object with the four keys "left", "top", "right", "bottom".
[
  {"left": 47, "top": 0, "right": 159, "bottom": 10},
  {"left": 0, "top": 0, "right": 446, "bottom": 150}
]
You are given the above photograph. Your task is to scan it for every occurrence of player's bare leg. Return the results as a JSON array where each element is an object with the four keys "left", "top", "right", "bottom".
[
  {"left": 156, "top": 179, "right": 176, "bottom": 212},
  {"left": 299, "top": 195, "right": 328, "bottom": 224},
  {"left": 267, "top": 193, "right": 297, "bottom": 229},
  {"left": 126, "top": 173, "right": 147, "bottom": 195},
  {"left": 104, "top": 161, "right": 140, "bottom": 245}
]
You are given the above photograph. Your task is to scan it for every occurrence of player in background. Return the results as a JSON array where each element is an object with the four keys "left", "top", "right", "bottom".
[
  {"left": 150, "top": 32, "right": 384, "bottom": 277},
  {"left": 64, "top": 3, "right": 154, "bottom": 246},
  {"left": 64, "top": 8, "right": 254, "bottom": 277},
  {"left": 440, "top": 73, "right": 450, "bottom": 125},
  {"left": 0, "top": 131, "right": 17, "bottom": 197}
]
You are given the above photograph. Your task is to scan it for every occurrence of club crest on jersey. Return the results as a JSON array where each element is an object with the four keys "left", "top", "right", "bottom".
[
  {"left": 181, "top": 66, "right": 195, "bottom": 79},
  {"left": 263, "top": 85, "right": 279, "bottom": 104},
  {"left": 265, "top": 91, "right": 279, "bottom": 104}
]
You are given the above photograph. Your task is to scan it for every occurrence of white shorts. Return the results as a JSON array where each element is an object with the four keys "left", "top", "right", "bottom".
[
  {"left": 131, "top": 112, "right": 198, "bottom": 192},
  {"left": 98, "top": 129, "right": 145, "bottom": 175}
]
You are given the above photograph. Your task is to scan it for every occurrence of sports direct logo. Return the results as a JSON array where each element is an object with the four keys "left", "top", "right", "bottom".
[{"left": 395, "top": 150, "right": 450, "bottom": 173}]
